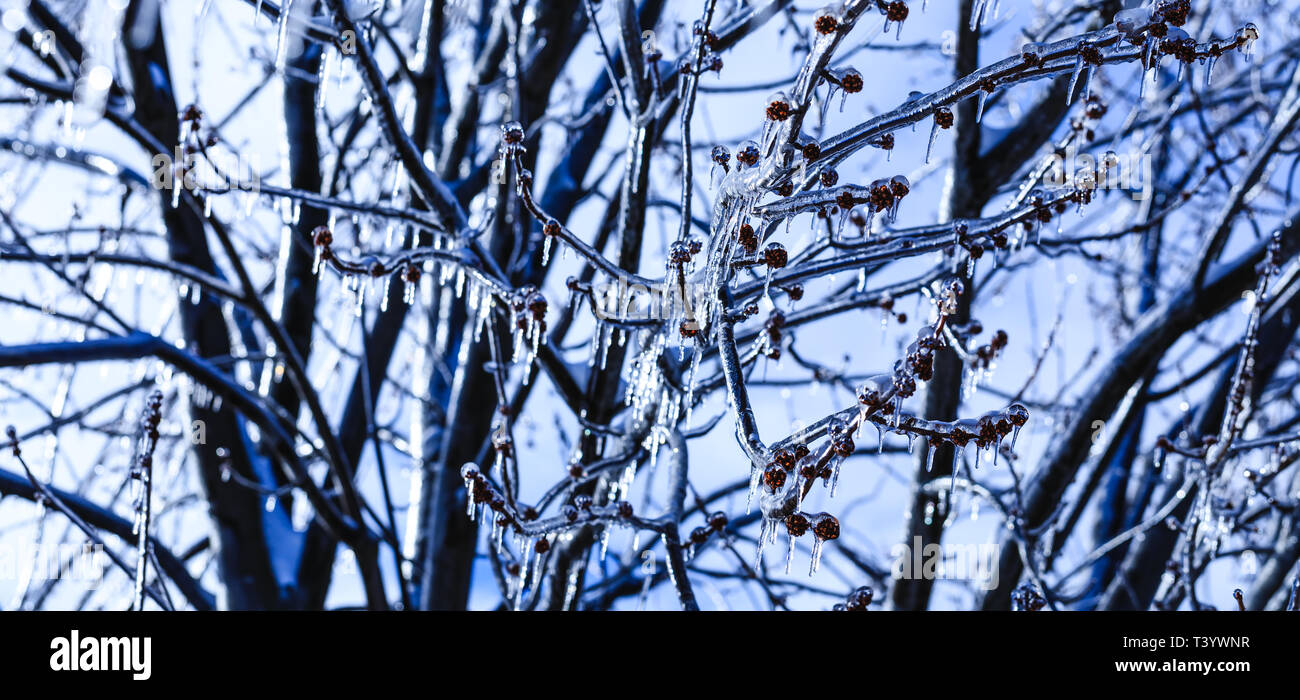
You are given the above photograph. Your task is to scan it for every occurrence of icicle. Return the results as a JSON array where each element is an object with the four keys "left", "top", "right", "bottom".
[
  {"left": 265, "top": 495, "right": 277, "bottom": 512},
  {"left": 969, "top": 0, "right": 987, "bottom": 31},
  {"left": 785, "top": 531, "right": 797, "bottom": 574},
  {"left": 1066, "top": 55, "right": 1084, "bottom": 106},
  {"left": 947, "top": 451, "right": 964, "bottom": 524},
  {"left": 925, "top": 441, "right": 936, "bottom": 473},
  {"left": 829, "top": 455, "right": 842, "bottom": 497},
  {"left": 809, "top": 538, "right": 824, "bottom": 576},
  {"left": 925, "top": 118, "right": 941, "bottom": 164},
  {"left": 1081, "top": 61, "right": 1102, "bottom": 96},
  {"left": 465, "top": 476, "right": 476, "bottom": 517},
  {"left": 975, "top": 91, "right": 988, "bottom": 123},
  {"left": 746, "top": 464, "right": 761, "bottom": 514},
  {"left": 599, "top": 325, "right": 612, "bottom": 370},
  {"left": 754, "top": 518, "right": 770, "bottom": 569},
  {"left": 1238, "top": 24, "right": 1258, "bottom": 63},
  {"left": 888, "top": 195, "right": 903, "bottom": 223},
  {"left": 274, "top": 0, "right": 294, "bottom": 73},
  {"left": 661, "top": 535, "right": 681, "bottom": 589},
  {"left": 541, "top": 235, "right": 553, "bottom": 266},
  {"left": 317, "top": 50, "right": 331, "bottom": 113},
  {"left": 518, "top": 538, "right": 532, "bottom": 582}
]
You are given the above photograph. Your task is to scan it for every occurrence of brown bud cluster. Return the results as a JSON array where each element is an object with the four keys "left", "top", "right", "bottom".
[
  {"left": 934, "top": 107, "right": 954, "bottom": 129},
  {"left": 785, "top": 512, "right": 809, "bottom": 537},
  {"left": 736, "top": 142, "right": 760, "bottom": 167},
  {"left": 812, "top": 513, "right": 840, "bottom": 540},
  {"left": 814, "top": 8, "right": 839, "bottom": 35},
  {"left": 737, "top": 223, "right": 758, "bottom": 255},
  {"left": 1156, "top": 0, "right": 1190, "bottom": 26},
  {"left": 884, "top": 1, "right": 908, "bottom": 23},
  {"left": 766, "top": 98, "right": 793, "bottom": 122},
  {"left": 763, "top": 242, "right": 788, "bottom": 269}
]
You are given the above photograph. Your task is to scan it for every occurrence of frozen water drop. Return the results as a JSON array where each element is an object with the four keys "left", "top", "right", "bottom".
[{"left": 925, "top": 118, "right": 941, "bottom": 164}]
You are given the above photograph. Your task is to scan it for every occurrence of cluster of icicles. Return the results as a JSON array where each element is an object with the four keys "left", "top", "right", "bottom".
[
  {"left": 746, "top": 426, "right": 849, "bottom": 575},
  {"left": 745, "top": 307, "right": 952, "bottom": 514},
  {"left": 1063, "top": 3, "right": 1258, "bottom": 102},
  {"left": 443, "top": 239, "right": 722, "bottom": 602},
  {"left": 744, "top": 407, "right": 877, "bottom": 576},
  {"left": 945, "top": 169, "right": 1111, "bottom": 282},
  {"left": 858, "top": 317, "right": 1028, "bottom": 478},
  {"left": 1188, "top": 437, "right": 1293, "bottom": 560},
  {"left": 309, "top": 224, "right": 550, "bottom": 370},
  {"left": 460, "top": 464, "right": 553, "bottom": 610},
  {"left": 460, "top": 463, "right": 655, "bottom": 609},
  {"left": 742, "top": 298, "right": 1029, "bottom": 577},
  {"left": 309, "top": 222, "right": 424, "bottom": 314},
  {"left": 812, "top": 1, "right": 912, "bottom": 47},
  {"left": 620, "top": 238, "right": 712, "bottom": 484},
  {"left": 916, "top": 404, "right": 1031, "bottom": 474},
  {"left": 755, "top": 490, "right": 842, "bottom": 577},
  {"left": 626, "top": 333, "right": 695, "bottom": 465},
  {"left": 746, "top": 398, "right": 1029, "bottom": 577},
  {"left": 935, "top": 1, "right": 1262, "bottom": 166}
]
